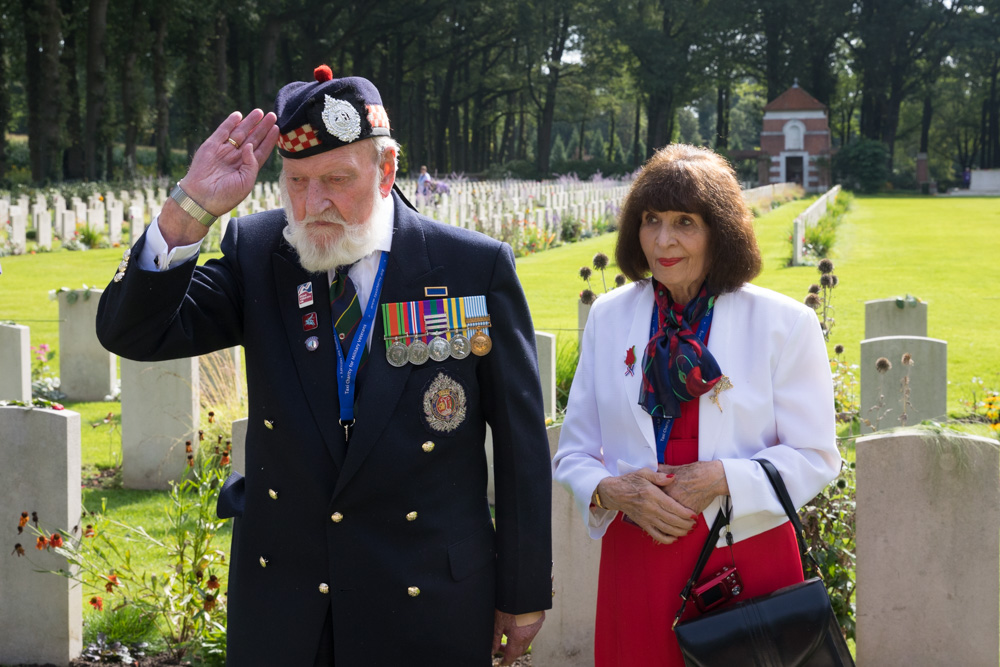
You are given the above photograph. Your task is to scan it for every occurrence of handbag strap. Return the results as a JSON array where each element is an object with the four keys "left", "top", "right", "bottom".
[{"left": 671, "top": 459, "right": 820, "bottom": 628}]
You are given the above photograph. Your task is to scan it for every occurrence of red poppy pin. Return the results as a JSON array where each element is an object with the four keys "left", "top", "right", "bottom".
[{"left": 624, "top": 346, "right": 636, "bottom": 376}]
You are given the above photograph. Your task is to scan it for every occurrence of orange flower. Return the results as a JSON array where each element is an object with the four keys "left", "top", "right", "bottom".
[
  {"left": 49, "top": 533, "right": 64, "bottom": 548},
  {"left": 185, "top": 442, "right": 193, "bottom": 453},
  {"left": 220, "top": 455, "right": 231, "bottom": 466},
  {"left": 105, "top": 573, "right": 120, "bottom": 593},
  {"left": 187, "top": 454, "right": 194, "bottom": 467},
  {"left": 18, "top": 512, "right": 29, "bottom": 529},
  {"left": 12, "top": 543, "right": 25, "bottom": 557},
  {"left": 36, "top": 535, "right": 48, "bottom": 550},
  {"left": 90, "top": 596, "right": 104, "bottom": 611},
  {"left": 206, "top": 574, "right": 220, "bottom": 590},
  {"left": 84, "top": 525, "right": 96, "bottom": 538},
  {"left": 203, "top": 595, "right": 217, "bottom": 612},
  {"left": 208, "top": 411, "right": 216, "bottom": 423}
]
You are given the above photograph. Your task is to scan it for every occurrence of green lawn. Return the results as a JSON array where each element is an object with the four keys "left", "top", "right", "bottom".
[{"left": 519, "top": 195, "right": 1000, "bottom": 415}]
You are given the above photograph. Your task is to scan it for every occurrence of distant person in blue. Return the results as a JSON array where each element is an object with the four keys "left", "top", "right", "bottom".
[
  {"left": 417, "top": 164, "right": 433, "bottom": 196},
  {"left": 963, "top": 167, "right": 972, "bottom": 189}
]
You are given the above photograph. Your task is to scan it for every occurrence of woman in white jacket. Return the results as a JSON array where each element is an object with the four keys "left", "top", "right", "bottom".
[{"left": 552, "top": 144, "right": 841, "bottom": 666}]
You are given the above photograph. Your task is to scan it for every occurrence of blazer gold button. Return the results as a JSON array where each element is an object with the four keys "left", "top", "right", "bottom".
[
  {"left": 421, "top": 441, "right": 435, "bottom": 452},
  {"left": 268, "top": 489, "right": 278, "bottom": 500},
  {"left": 264, "top": 420, "right": 274, "bottom": 430},
  {"left": 406, "top": 511, "right": 418, "bottom": 521},
  {"left": 331, "top": 512, "right": 343, "bottom": 523},
  {"left": 319, "top": 583, "right": 330, "bottom": 594},
  {"left": 407, "top": 586, "right": 421, "bottom": 597},
  {"left": 259, "top": 557, "right": 268, "bottom": 568}
]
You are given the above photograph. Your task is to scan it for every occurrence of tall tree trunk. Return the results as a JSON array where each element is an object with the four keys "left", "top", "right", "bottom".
[
  {"left": 85, "top": 0, "right": 109, "bottom": 181},
  {"left": 577, "top": 118, "right": 585, "bottom": 159},
  {"left": 632, "top": 93, "right": 642, "bottom": 168},
  {"left": 22, "top": 0, "right": 43, "bottom": 182},
  {"left": 435, "top": 61, "right": 457, "bottom": 170},
  {"left": 646, "top": 91, "right": 673, "bottom": 157},
  {"left": 212, "top": 11, "right": 229, "bottom": 128},
  {"left": 120, "top": 0, "right": 141, "bottom": 180},
  {"left": 151, "top": 1, "right": 170, "bottom": 177},
  {"left": 715, "top": 84, "right": 730, "bottom": 150},
  {"left": 607, "top": 111, "right": 615, "bottom": 162},
  {"left": 535, "top": 73, "right": 559, "bottom": 175},
  {"left": 988, "top": 55, "right": 999, "bottom": 168},
  {"left": 40, "top": 0, "right": 63, "bottom": 182},
  {"left": 258, "top": 21, "right": 282, "bottom": 108},
  {"left": 919, "top": 93, "right": 932, "bottom": 154},
  {"left": 0, "top": 6, "right": 9, "bottom": 181},
  {"left": 413, "top": 60, "right": 428, "bottom": 170},
  {"left": 515, "top": 94, "right": 527, "bottom": 161}
]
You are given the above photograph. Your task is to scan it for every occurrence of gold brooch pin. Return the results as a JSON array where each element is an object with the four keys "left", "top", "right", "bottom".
[{"left": 710, "top": 375, "right": 734, "bottom": 412}]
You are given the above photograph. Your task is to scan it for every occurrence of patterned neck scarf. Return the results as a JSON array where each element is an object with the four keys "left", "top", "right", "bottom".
[{"left": 639, "top": 281, "right": 723, "bottom": 418}]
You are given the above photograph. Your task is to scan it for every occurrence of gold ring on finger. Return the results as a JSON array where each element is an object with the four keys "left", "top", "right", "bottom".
[{"left": 227, "top": 137, "right": 240, "bottom": 148}]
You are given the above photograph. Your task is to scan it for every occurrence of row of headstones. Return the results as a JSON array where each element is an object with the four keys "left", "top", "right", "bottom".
[
  {"left": 859, "top": 298, "right": 947, "bottom": 433},
  {"left": 741, "top": 181, "right": 800, "bottom": 207},
  {"left": 3, "top": 408, "right": 997, "bottom": 666},
  {"left": 0, "top": 289, "right": 557, "bottom": 491},
  {"left": 790, "top": 184, "right": 842, "bottom": 266}
]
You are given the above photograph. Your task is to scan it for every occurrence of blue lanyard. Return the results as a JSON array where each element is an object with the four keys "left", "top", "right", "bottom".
[
  {"left": 650, "top": 304, "right": 714, "bottom": 463},
  {"left": 335, "top": 251, "right": 389, "bottom": 442}
]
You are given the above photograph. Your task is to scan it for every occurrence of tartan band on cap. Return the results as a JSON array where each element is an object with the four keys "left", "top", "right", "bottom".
[
  {"left": 274, "top": 68, "right": 392, "bottom": 159},
  {"left": 278, "top": 124, "right": 322, "bottom": 154}
]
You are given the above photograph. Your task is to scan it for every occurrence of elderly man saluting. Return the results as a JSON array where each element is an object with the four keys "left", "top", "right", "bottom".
[{"left": 96, "top": 66, "right": 552, "bottom": 666}]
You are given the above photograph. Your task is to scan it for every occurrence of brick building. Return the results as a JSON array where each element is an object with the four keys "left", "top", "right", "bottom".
[{"left": 758, "top": 82, "right": 832, "bottom": 192}]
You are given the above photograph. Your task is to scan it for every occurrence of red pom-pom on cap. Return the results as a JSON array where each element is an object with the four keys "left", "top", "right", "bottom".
[{"left": 314, "top": 65, "right": 333, "bottom": 83}]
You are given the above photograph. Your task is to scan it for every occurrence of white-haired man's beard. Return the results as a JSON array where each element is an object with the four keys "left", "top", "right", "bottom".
[{"left": 280, "top": 176, "right": 389, "bottom": 273}]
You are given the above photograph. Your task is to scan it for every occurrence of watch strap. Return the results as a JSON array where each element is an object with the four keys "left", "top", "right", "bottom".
[{"left": 169, "top": 183, "right": 218, "bottom": 227}]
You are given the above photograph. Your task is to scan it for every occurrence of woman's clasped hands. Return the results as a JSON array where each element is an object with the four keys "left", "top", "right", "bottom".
[{"left": 594, "top": 460, "right": 729, "bottom": 545}]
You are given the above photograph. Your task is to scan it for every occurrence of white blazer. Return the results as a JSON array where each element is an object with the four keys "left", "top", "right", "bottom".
[{"left": 552, "top": 281, "right": 841, "bottom": 546}]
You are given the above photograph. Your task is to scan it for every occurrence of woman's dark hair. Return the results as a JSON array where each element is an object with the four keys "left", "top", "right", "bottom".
[{"left": 615, "top": 144, "right": 762, "bottom": 294}]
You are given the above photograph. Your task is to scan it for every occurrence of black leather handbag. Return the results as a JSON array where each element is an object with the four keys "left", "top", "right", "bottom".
[{"left": 673, "top": 459, "right": 855, "bottom": 667}]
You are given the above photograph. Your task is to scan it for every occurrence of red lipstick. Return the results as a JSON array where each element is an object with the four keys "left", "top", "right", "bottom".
[{"left": 658, "top": 258, "right": 682, "bottom": 267}]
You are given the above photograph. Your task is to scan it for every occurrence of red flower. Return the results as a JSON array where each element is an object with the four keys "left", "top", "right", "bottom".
[
  {"left": 206, "top": 574, "right": 220, "bottom": 590},
  {"left": 105, "top": 573, "right": 120, "bottom": 593},
  {"left": 49, "top": 533, "right": 64, "bottom": 548},
  {"left": 36, "top": 535, "right": 48, "bottom": 550},
  {"left": 89, "top": 596, "right": 104, "bottom": 611},
  {"left": 51, "top": 403, "right": 64, "bottom": 410},
  {"left": 12, "top": 543, "right": 25, "bottom": 557},
  {"left": 18, "top": 512, "right": 29, "bottom": 529},
  {"left": 624, "top": 346, "right": 636, "bottom": 367},
  {"left": 84, "top": 525, "right": 96, "bottom": 538},
  {"left": 203, "top": 595, "right": 217, "bottom": 612}
]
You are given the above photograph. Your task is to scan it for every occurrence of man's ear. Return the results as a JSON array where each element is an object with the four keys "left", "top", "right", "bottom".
[{"left": 379, "top": 149, "right": 396, "bottom": 198}]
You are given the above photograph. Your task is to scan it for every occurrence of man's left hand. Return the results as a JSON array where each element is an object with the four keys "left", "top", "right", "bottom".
[{"left": 492, "top": 609, "right": 545, "bottom": 665}]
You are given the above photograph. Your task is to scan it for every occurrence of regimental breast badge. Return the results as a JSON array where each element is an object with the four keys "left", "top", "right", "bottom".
[{"left": 422, "top": 372, "right": 467, "bottom": 434}]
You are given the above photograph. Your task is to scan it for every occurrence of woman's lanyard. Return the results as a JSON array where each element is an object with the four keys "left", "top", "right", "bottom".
[
  {"left": 336, "top": 251, "right": 389, "bottom": 443},
  {"left": 649, "top": 304, "right": 714, "bottom": 463}
]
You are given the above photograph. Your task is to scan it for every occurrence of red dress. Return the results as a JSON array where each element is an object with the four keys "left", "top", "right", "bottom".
[{"left": 594, "top": 334, "right": 804, "bottom": 666}]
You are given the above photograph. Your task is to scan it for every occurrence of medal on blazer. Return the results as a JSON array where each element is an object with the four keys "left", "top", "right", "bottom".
[
  {"left": 380, "top": 295, "right": 491, "bottom": 365},
  {"left": 335, "top": 251, "right": 389, "bottom": 443}
]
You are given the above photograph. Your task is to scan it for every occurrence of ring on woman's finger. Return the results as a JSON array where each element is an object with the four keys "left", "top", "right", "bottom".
[{"left": 227, "top": 137, "right": 240, "bottom": 148}]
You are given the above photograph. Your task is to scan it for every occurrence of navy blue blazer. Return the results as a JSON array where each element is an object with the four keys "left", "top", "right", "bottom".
[{"left": 97, "top": 193, "right": 553, "bottom": 666}]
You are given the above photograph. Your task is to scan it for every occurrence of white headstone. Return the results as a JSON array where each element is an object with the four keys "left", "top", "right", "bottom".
[
  {"left": 532, "top": 424, "right": 600, "bottom": 667},
  {"left": 87, "top": 208, "right": 105, "bottom": 233},
  {"left": 9, "top": 206, "right": 26, "bottom": 254},
  {"left": 864, "top": 298, "right": 928, "bottom": 340},
  {"left": 108, "top": 203, "right": 123, "bottom": 246},
  {"left": 120, "top": 357, "right": 199, "bottom": 490},
  {"left": 0, "top": 405, "right": 82, "bottom": 666},
  {"left": 860, "top": 335, "right": 947, "bottom": 433},
  {"left": 36, "top": 210, "right": 52, "bottom": 250},
  {"left": 856, "top": 429, "right": 1000, "bottom": 666},
  {"left": 57, "top": 289, "right": 116, "bottom": 401},
  {"left": 0, "top": 199, "right": 8, "bottom": 226},
  {"left": 535, "top": 331, "right": 557, "bottom": 421},
  {"left": 129, "top": 205, "right": 145, "bottom": 246},
  {"left": 0, "top": 323, "right": 31, "bottom": 402},
  {"left": 60, "top": 210, "right": 77, "bottom": 241}
]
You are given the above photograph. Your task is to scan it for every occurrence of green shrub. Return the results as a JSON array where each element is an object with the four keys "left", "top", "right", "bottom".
[
  {"left": 800, "top": 458, "right": 856, "bottom": 641},
  {"left": 555, "top": 336, "right": 580, "bottom": 416},
  {"left": 833, "top": 138, "right": 888, "bottom": 194}
]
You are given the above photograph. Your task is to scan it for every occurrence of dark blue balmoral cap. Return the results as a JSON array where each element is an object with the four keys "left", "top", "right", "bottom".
[{"left": 275, "top": 65, "right": 392, "bottom": 160}]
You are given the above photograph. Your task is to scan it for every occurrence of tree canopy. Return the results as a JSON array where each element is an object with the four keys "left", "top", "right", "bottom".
[{"left": 0, "top": 0, "right": 997, "bottom": 187}]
